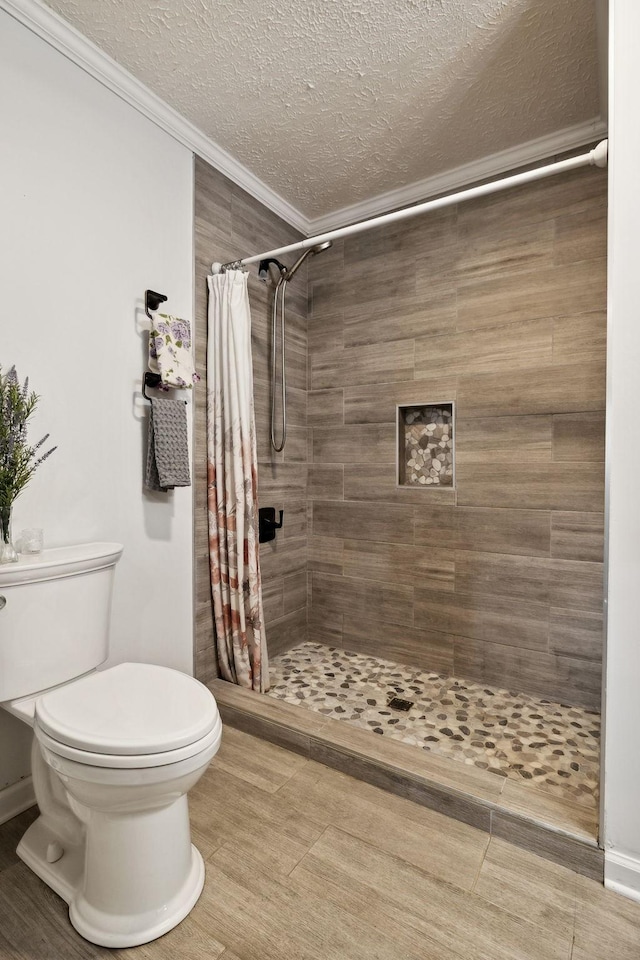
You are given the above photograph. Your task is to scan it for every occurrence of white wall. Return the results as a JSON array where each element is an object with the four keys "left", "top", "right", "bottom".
[
  {"left": 0, "top": 9, "right": 195, "bottom": 794},
  {"left": 602, "top": 0, "right": 640, "bottom": 900}
]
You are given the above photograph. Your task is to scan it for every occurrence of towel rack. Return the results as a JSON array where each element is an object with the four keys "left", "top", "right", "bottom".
[
  {"left": 143, "top": 289, "right": 188, "bottom": 404},
  {"left": 142, "top": 371, "right": 187, "bottom": 405},
  {"left": 145, "top": 289, "right": 167, "bottom": 320},
  {"left": 142, "top": 371, "right": 162, "bottom": 400}
]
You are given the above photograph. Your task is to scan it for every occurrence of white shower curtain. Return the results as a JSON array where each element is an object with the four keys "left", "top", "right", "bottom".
[{"left": 206, "top": 269, "right": 268, "bottom": 692}]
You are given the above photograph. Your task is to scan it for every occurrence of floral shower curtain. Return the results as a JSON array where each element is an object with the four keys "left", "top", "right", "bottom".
[{"left": 206, "top": 269, "right": 268, "bottom": 692}]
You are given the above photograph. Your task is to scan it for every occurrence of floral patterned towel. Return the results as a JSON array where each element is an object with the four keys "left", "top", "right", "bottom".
[{"left": 149, "top": 314, "right": 200, "bottom": 388}]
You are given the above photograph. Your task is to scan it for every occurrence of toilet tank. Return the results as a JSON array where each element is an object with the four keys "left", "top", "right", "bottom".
[{"left": 0, "top": 542, "right": 123, "bottom": 701}]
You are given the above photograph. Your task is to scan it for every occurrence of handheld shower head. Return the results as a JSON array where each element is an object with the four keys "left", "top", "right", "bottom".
[{"left": 283, "top": 240, "right": 333, "bottom": 281}]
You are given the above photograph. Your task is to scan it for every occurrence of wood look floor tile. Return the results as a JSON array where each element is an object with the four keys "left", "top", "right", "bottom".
[
  {"left": 290, "top": 857, "right": 465, "bottom": 960},
  {"left": 299, "top": 826, "right": 571, "bottom": 960},
  {"left": 113, "top": 914, "right": 227, "bottom": 959},
  {"left": 189, "top": 736, "right": 325, "bottom": 854},
  {"left": 0, "top": 729, "right": 621, "bottom": 959},
  {"left": 0, "top": 861, "right": 104, "bottom": 959},
  {"left": 191, "top": 857, "right": 326, "bottom": 960},
  {"left": 473, "top": 837, "right": 577, "bottom": 940},
  {"left": 194, "top": 847, "right": 433, "bottom": 960},
  {"left": 275, "top": 761, "right": 489, "bottom": 889},
  {"left": 208, "top": 815, "right": 321, "bottom": 879},
  {"left": 0, "top": 804, "right": 38, "bottom": 874},
  {"left": 210, "top": 724, "right": 307, "bottom": 793},
  {"left": 572, "top": 875, "right": 640, "bottom": 959}
]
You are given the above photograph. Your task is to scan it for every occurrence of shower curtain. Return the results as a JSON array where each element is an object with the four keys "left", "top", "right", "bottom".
[{"left": 206, "top": 269, "right": 268, "bottom": 692}]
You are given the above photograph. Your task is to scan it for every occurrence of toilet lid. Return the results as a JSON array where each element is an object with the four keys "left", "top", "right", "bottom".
[{"left": 35, "top": 662, "right": 219, "bottom": 756}]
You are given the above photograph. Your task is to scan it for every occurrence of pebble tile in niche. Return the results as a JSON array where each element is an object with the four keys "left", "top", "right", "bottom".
[{"left": 266, "top": 642, "right": 600, "bottom": 809}]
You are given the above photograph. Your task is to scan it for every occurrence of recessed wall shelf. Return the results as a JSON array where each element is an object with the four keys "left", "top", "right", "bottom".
[{"left": 397, "top": 402, "right": 454, "bottom": 488}]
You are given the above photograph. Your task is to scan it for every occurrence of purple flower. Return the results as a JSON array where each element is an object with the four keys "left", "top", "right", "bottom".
[{"left": 170, "top": 319, "right": 190, "bottom": 348}]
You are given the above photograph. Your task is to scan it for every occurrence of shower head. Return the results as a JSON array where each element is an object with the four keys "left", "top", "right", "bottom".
[
  {"left": 258, "top": 257, "right": 287, "bottom": 282},
  {"left": 283, "top": 240, "right": 333, "bottom": 281}
]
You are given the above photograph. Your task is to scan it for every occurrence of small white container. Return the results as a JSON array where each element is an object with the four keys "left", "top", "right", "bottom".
[{"left": 20, "top": 528, "right": 44, "bottom": 554}]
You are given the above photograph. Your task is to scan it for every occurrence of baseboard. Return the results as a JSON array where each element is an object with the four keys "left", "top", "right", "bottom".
[
  {"left": 605, "top": 850, "right": 640, "bottom": 902},
  {"left": 0, "top": 777, "right": 35, "bottom": 826}
]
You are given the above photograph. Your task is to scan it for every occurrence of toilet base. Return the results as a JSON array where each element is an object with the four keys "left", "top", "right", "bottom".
[
  {"left": 70, "top": 846, "right": 205, "bottom": 948},
  {"left": 17, "top": 812, "right": 206, "bottom": 948},
  {"left": 18, "top": 816, "right": 84, "bottom": 905}
]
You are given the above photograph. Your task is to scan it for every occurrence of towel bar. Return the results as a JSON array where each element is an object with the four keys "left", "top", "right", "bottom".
[
  {"left": 145, "top": 289, "right": 167, "bottom": 320},
  {"left": 142, "top": 371, "right": 187, "bottom": 405}
]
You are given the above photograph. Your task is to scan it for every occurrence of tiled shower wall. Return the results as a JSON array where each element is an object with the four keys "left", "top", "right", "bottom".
[
  {"left": 307, "top": 162, "right": 607, "bottom": 711},
  {"left": 193, "top": 158, "right": 309, "bottom": 684}
]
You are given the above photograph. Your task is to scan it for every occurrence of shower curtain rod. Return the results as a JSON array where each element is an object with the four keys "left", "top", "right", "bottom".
[{"left": 214, "top": 139, "right": 608, "bottom": 272}]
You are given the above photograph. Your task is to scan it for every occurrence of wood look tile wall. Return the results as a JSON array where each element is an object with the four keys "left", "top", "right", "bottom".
[
  {"left": 307, "top": 162, "right": 607, "bottom": 710},
  {"left": 194, "top": 158, "right": 309, "bottom": 684}
]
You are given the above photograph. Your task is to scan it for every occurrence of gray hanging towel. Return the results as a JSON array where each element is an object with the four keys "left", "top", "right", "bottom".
[{"left": 145, "top": 397, "right": 191, "bottom": 491}]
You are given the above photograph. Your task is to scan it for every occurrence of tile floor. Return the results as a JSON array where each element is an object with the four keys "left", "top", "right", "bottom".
[
  {"left": 0, "top": 727, "right": 636, "bottom": 959},
  {"left": 267, "top": 642, "right": 600, "bottom": 809}
]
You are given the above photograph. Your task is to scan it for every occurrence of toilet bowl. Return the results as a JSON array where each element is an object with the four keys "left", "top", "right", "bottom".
[{"left": 0, "top": 543, "right": 222, "bottom": 948}]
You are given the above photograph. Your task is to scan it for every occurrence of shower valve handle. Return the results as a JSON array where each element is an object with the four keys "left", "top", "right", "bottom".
[{"left": 258, "top": 507, "right": 284, "bottom": 543}]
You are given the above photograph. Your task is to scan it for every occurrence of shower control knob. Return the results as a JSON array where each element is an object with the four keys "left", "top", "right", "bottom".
[{"left": 0, "top": 596, "right": 5, "bottom": 610}]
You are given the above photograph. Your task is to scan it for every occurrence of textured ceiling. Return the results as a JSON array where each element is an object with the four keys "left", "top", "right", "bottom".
[{"left": 43, "top": 0, "right": 601, "bottom": 218}]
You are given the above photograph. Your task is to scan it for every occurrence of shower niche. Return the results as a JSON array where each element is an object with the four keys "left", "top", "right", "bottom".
[{"left": 397, "top": 402, "right": 454, "bottom": 487}]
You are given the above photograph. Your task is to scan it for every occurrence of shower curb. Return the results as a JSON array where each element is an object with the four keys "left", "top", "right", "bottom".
[{"left": 209, "top": 679, "right": 604, "bottom": 883}]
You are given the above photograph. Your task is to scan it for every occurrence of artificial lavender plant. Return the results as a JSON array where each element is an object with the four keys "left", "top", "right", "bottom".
[{"left": 0, "top": 366, "right": 56, "bottom": 555}]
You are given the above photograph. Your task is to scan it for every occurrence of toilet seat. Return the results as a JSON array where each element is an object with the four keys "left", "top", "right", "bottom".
[
  {"left": 34, "top": 662, "right": 220, "bottom": 768},
  {"left": 35, "top": 718, "right": 222, "bottom": 770}
]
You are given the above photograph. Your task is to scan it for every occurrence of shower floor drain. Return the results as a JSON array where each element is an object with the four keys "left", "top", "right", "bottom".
[{"left": 387, "top": 696, "right": 414, "bottom": 712}]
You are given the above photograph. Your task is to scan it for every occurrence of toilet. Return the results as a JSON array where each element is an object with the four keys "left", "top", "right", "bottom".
[{"left": 0, "top": 541, "right": 222, "bottom": 948}]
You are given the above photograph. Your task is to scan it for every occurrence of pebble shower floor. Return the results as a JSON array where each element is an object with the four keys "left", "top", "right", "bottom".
[{"left": 266, "top": 642, "right": 600, "bottom": 809}]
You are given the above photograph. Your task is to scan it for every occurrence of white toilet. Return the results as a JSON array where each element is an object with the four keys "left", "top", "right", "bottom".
[{"left": 0, "top": 541, "right": 222, "bottom": 948}]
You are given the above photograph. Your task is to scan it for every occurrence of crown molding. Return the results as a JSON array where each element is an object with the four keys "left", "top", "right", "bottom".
[
  {"left": 3, "top": 0, "right": 607, "bottom": 241},
  {"left": 307, "top": 117, "right": 608, "bottom": 234},
  {"left": 0, "top": 0, "right": 310, "bottom": 235}
]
